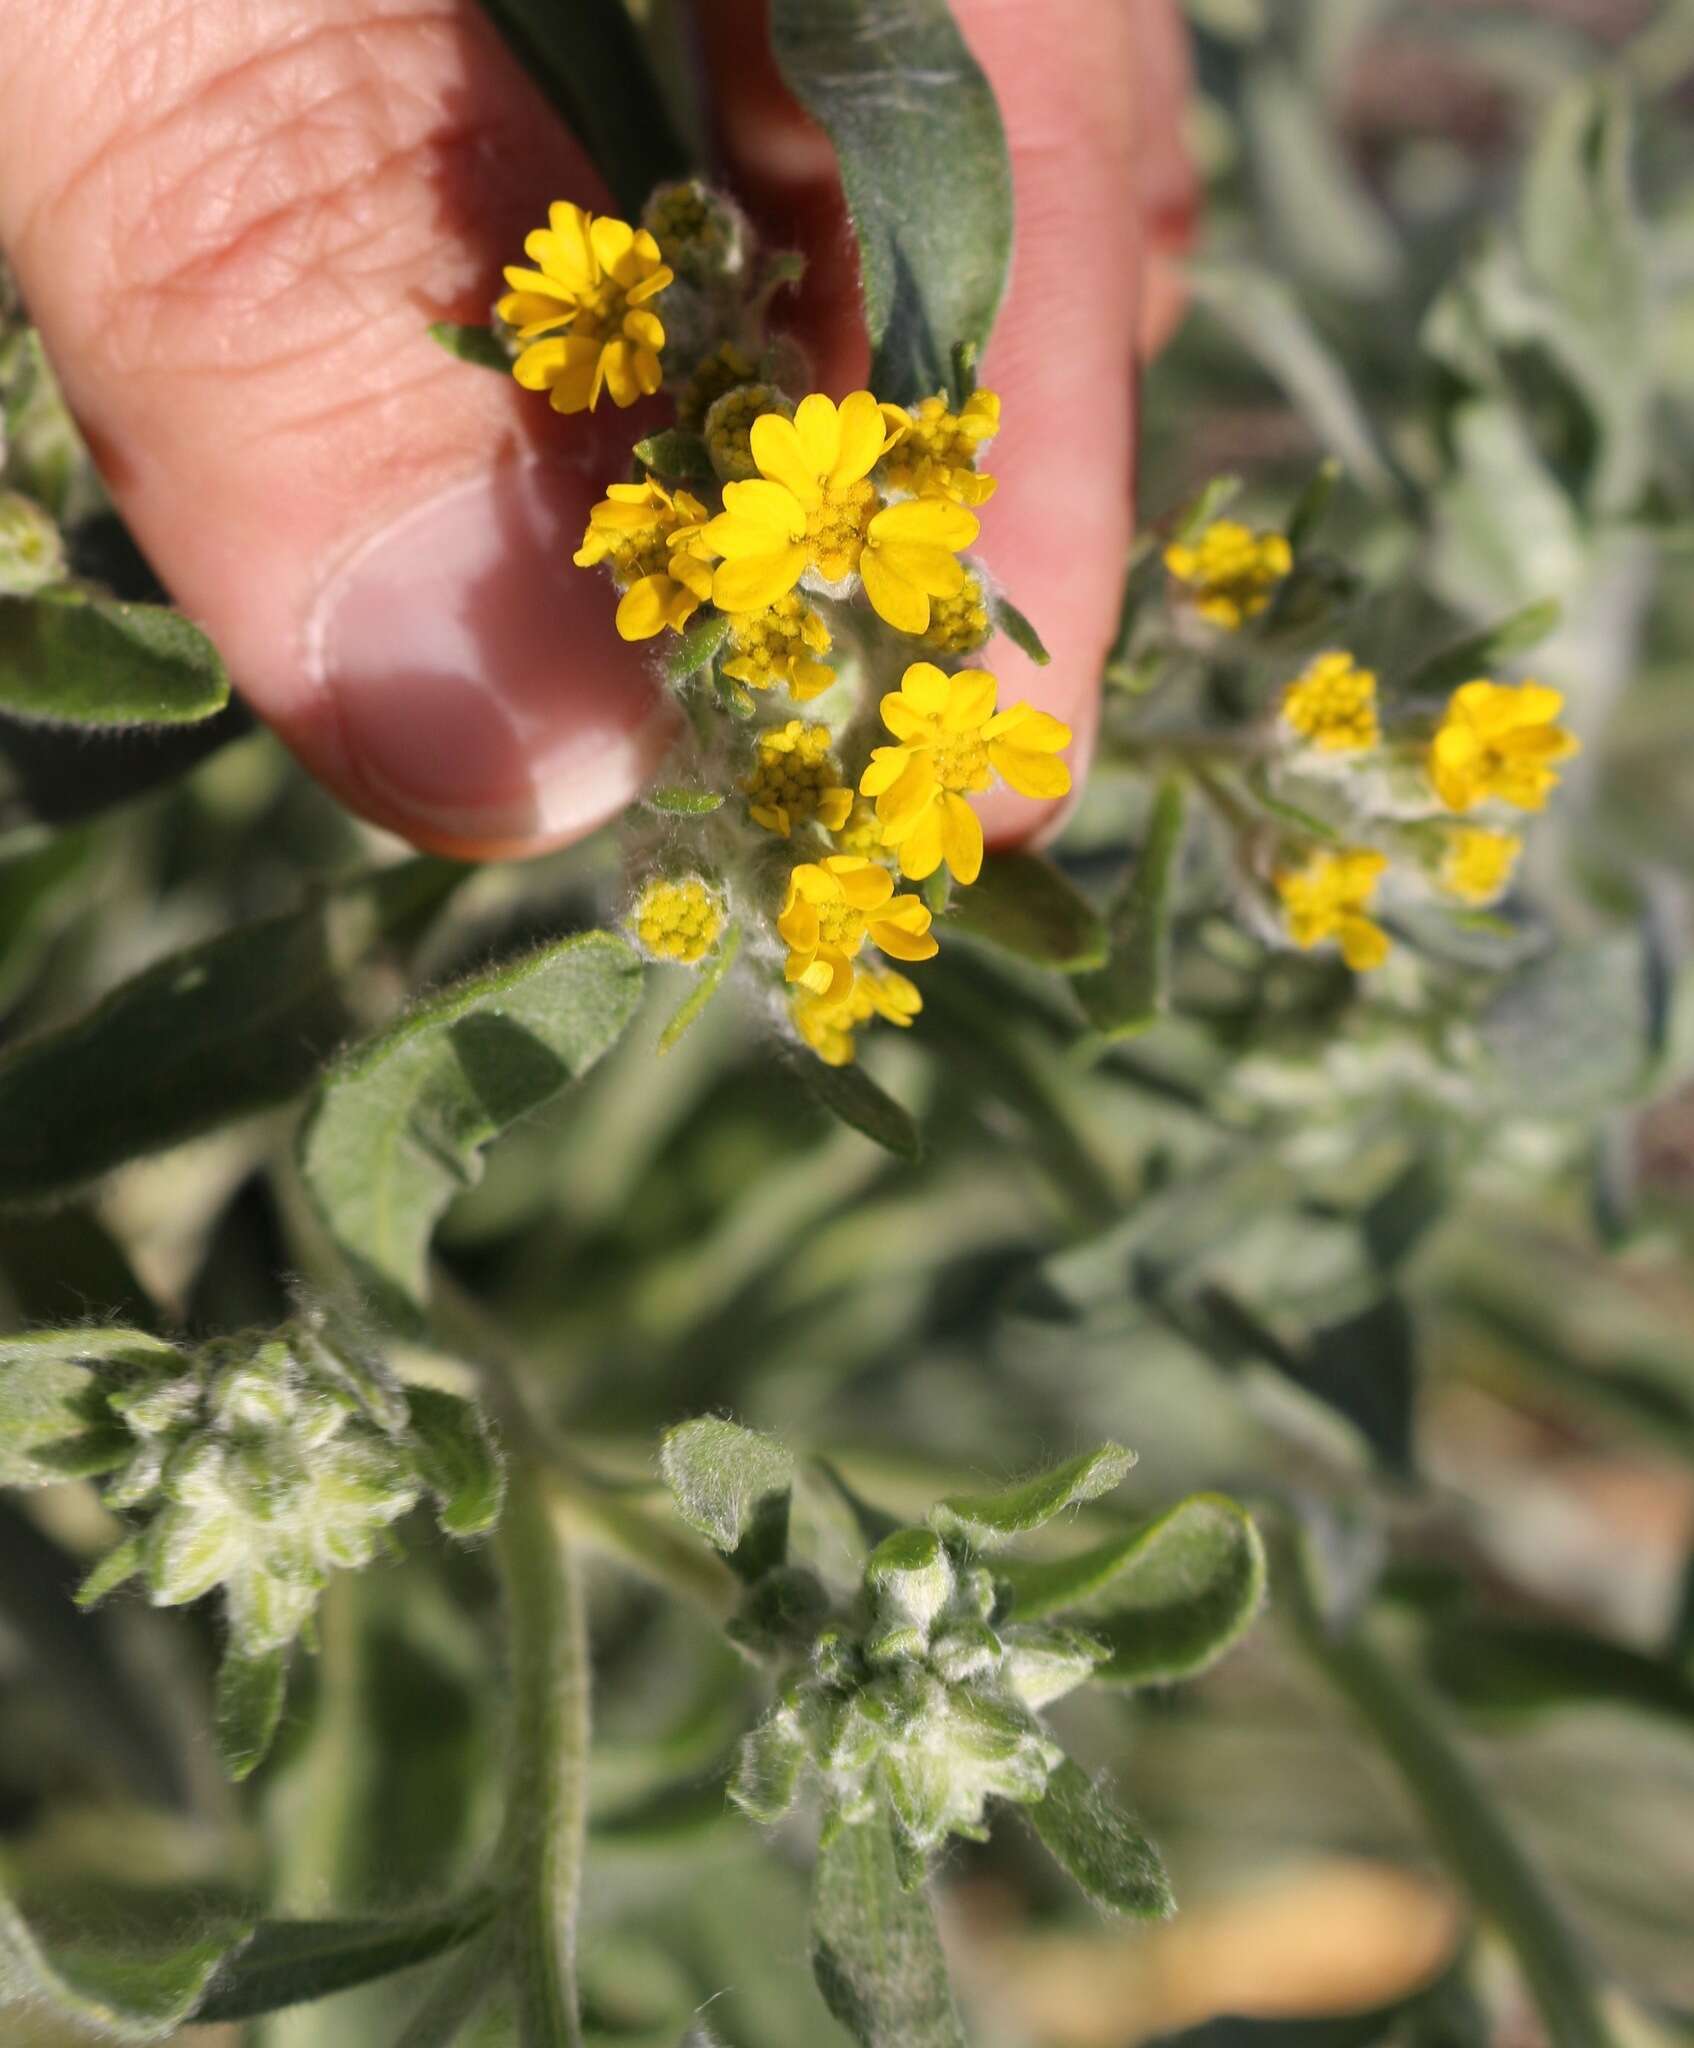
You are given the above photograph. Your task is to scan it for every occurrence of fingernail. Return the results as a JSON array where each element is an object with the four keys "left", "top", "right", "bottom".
[{"left": 309, "top": 461, "right": 669, "bottom": 854}]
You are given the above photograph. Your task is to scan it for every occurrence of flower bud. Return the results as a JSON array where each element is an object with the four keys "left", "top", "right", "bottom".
[{"left": 0, "top": 488, "right": 65, "bottom": 595}]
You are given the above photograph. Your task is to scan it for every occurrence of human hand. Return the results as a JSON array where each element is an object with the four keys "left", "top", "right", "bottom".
[{"left": 0, "top": 0, "right": 1193, "bottom": 860}]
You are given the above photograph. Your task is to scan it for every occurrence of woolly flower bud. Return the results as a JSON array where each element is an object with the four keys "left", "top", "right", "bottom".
[
  {"left": 0, "top": 488, "right": 65, "bottom": 596},
  {"left": 705, "top": 381, "right": 791, "bottom": 482},
  {"left": 642, "top": 179, "right": 751, "bottom": 286},
  {"left": 631, "top": 875, "right": 727, "bottom": 965}
]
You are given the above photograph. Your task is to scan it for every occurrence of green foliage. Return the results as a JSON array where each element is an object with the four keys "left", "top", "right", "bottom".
[
  {"left": 941, "top": 853, "right": 1106, "bottom": 972},
  {"left": 426, "top": 322, "right": 510, "bottom": 372},
  {"left": 811, "top": 1812, "right": 965, "bottom": 2048},
  {"left": 1076, "top": 777, "right": 1186, "bottom": 1037},
  {"left": 0, "top": 589, "right": 228, "bottom": 727}
]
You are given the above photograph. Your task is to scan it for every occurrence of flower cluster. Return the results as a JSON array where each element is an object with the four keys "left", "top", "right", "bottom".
[
  {"left": 1165, "top": 518, "right": 1293, "bottom": 631},
  {"left": 493, "top": 187, "right": 1075, "bottom": 1069}
]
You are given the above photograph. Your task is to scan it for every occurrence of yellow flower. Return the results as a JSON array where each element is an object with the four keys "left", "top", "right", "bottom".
[
  {"left": 1440, "top": 827, "right": 1522, "bottom": 905},
  {"left": 859, "top": 662, "right": 1073, "bottom": 885},
  {"left": 792, "top": 965, "right": 923, "bottom": 1066},
  {"left": 499, "top": 201, "right": 672, "bottom": 413},
  {"left": 743, "top": 721, "right": 854, "bottom": 839},
  {"left": 1275, "top": 848, "right": 1390, "bottom": 972},
  {"left": 631, "top": 877, "right": 725, "bottom": 964},
  {"left": 1164, "top": 519, "right": 1292, "bottom": 630},
  {"left": 700, "top": 391, "right": 978, "bottom": 633},
  {"left": 777, "top": 856, "right": 938, "bottom": 1003},
  {"left": 573, "top": 480, "right": 714, "bottom": 640},
  {"left": 1428, "top": 681, "right": 1579, "bottom": 813},
  {"left": 831, "top": 798, "right": 888, "bottom": 862},
  {"left": 723, "top": 594, "right": 835, "bottom": 700},
  {"left": 1281, "top": 651, "right": 1379, "bottom": 752},
  {"left": 878, "top": 389, "right": 1001, "bottom": 506},
  {"left": 922, "top": 570, "right": 992, "bottom": 656}
]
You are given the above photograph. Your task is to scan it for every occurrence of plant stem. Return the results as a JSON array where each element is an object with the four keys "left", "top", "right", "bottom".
[
  {"left": 496, "top": 1457, "right": 590, "bottom": 2048},
  {"left": 1288, "top": 1560, "right": 1618, "bottom": 2048}
]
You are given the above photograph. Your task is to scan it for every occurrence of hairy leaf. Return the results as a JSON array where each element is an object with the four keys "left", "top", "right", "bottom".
[
  {"left": 216, "top": 1646, "right": 289, "bottom": 1781},
  {"left": 930, "top": 1443, "right": 1134, "bottom": 1550},
  {"left": 666, "top": 611, "right": 734, "bottom": 683},
  {"left": 405, "top": 1385, "right": 505, "bottom": 1539},
  {"left": 1000, "top": 1494, "right": 1266, "bottom": 1685},
  {"left": 660, "top": 1416, "right": 793, "bottom": 1575},
  {"left": 633, "top": 430, "right": 714, "bottom": 482},
  {"left": 994, "top": 596, "right": 1051, "bottom": 666},
  {"left": 1025, "top": 1759, "right": 1173, "bottom": 1917},
  {"left": 810, "top": 1812, "right": 965, "bottom": 2048},
  {"left": 0, "top": 699, "right": 250, "bottom": 832},
  {"left": 0, "top": 588, "right": 228, "bottom": 727},
  {"left": 194, "top": 1900, "right": 498, "bottom": 2022},
  {"left": 942, "top": 853, "right": 1106, "bottom": 972},
  {"left": 427, "top": 322, "right": 510, "bottom": 372},
  {"left": 787, "top": 1049, "right": 924, "bottom": 1162},
  {"left": 1423, "top": 1617, "right": 1694, "bottom": 1730},
  {"left": 0, "top": 1328, "right": 185, "bottom": 1488},
  {"left": 769, "top": 0, "right": 1013, "bottom": 405},
  {"left": 659, "top": 923, "right": 742, "bottom": 1053},
  {"left": 300, "top": 931, "right": 644, "bottom": 1325},
  {"left": 1076, "top": 779, "right": 1186, "bottom": 1037}
]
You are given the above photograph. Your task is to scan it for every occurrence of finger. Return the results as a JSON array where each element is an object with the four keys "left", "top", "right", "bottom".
[
  {"left": 699, "top": 0, "right": 1172, "bottom": 850},
  {"left": 0, "top": 1, "right": 671, "bottom": 859}
]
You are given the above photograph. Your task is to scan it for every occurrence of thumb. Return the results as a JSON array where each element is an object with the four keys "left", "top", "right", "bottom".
[{"left": 0, "top": 2, "right": 672, "bottom": 859}]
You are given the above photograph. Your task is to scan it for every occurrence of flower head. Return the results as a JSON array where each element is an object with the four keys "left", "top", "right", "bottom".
[
  {"left": 1281, "top": 650, "right": 1379, "bottom": 752},
  {"left": 1440, "top": 826, "right": 1522, "bottom": 905},
  {"left": 632, "top": 877, "right": 726, "bottom": 964},
  {"left": 1164, "top": 519, "right": 1292, "bottom": 630},
  {"left": 922, "top": 569, "right": 992, "bottom": 656},
  {"left": 573, "top": 480, "right": 714, "bottom": 640},
  {"left": 792, "top": 964, "right": 923, "bottom": 1066},
  {"left": 723, "top": 593, "right": 835, "bottom": 700},
  {"left": 676, "top": 342, "right": 759, "bottom": 431},
  {"left": 642, "top": 179, "right": 748, "bottom": 284},
  {"left": 777, "top": 856, "right": 937, "bottom": 1003},
  {"left": 701, "top": 392, "right": 978, "bottom": 633},
  {"left": 1275, "top": 847, "right": 1390, "bottom": 971},
  {"left": 1428, "top": 681, "right": 1578, "bottom": 813},
  {"left": 878, "top": 390, "right": 1001, "bottom": 506},
  {"left": 705, "top": 382, "right": 791, "bottom": 482},
  {"left": 859, "top": 663, "right": 1073, "bottom": 885},
  {"left": 743, "top": 721, "right": 854, "bottom": 838},
  {"left": 831, "top": 798, "right": 889, "bottom": 862},
  {"left": 499, "top": 202, "right": 672, "bottom": 413}
]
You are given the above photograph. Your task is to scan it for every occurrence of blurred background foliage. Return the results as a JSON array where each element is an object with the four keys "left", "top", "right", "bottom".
[{"left": 4, "top": 0, "right": 1694, "bottom": 2043}]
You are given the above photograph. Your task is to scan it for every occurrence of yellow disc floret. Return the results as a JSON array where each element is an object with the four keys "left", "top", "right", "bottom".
[
  {"left": 1428, "top": 680, "right": 1579, "bottom": 813},
  {"left": 776, "top": 856, "right": 938, "bottom": 1003},
  {"left": 792, "top": 964, "right": 924, "bottom": 1066},
  {"left": 878, "top": 390, "right": 1001, "bottom": 506},
  {"left": 922, "top": 570, "right": 992, "bottom": 656},
  {"left": 1440, "top": 827, "right": 1523, "bottom": 905},
  {"left": 705, "top": 383, "right": 789, "bottom": 481},
  {"left": 831, "top": 798, "right": 888, "bottom": 862},
  {"left": 573, "top": 480, "right": 715, "bottom": 640},
  {"left": 743, "top": 721, "right": 854, "bottom": 839},
  {"left": 1281, "top": 650, "right": 1380, "bottom": 752},
  {"left": 632, "top": 877, "right": 726, "bottom": 965},
  {"left": 722, "top": 593, "right": 835, "bottom": 700},
  {"left": 700, "top": 391, "right": 978, "bottom": 634},
  {"left": 1164, "top": 519, "right": 1292, "bottom": 630},
  {"left": 1275, "top": 848, "right": 1390, "bottom": 971},
  {"left": 500, "top": 201, "right": 672, "bottom": 413},
  {"left": 859, "top": 661, "right": 1073, "bottom": 886}
]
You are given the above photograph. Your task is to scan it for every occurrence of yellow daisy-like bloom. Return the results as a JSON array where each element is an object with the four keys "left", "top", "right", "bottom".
[
  {"left": 922, "top": 570, "right": 992, "bottom": 656},
  {"left": 792, "top": 964, "right": 923, "bottom": 1067},
  {"left": 722, "top": 593, "right": 835, "bottom": 700},
  {"left": 743, "top": 721, "right": 854, "bottom": 839},
  {"left": 1428, "top": 680, "right": 1579, "bottom": 813},
  {"left": 631, "top": 877, "right": 725, "bottom": 965},
  {"left": 1275, "top": 848, "right": 1390, "bottom": 972},
  {"left": 878, "top": 390, "right": 1001, "bottom": 506},
  {"left": 859, "top": 662, "right": 1073, "bottom": 886},
  {"left": 499, "top": 202, "right": 673, "bottom": 414},
  {"left": 777, "top": 856, "right": 938, "bottom": 1003},
  {"left": 1164, "top": 519, "right": 1293, "bottom": 630},
  {"left": 1281, "top": 650, "right": 1380, "bottom": 752},
  {"left": 700, "top": 391, "right": 978, "bottom": 634},
  {"left": 1440, "top": 826, "right": 1523, "bottom": 905},
  {"left": 831, "top": 798, "right": 888, "bottom": 863},
  {"left": 573, "top": 480, "right": 714, "bottom": 640}
]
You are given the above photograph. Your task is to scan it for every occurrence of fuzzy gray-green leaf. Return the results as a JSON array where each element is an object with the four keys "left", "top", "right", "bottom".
[
  {"left": 788, "top": 1049, "right": 924, "bottom": 1162},
  {"left": 0, "top": 1329, "right": 184, "bottom": 1488},
  {"left": 0, "top": 589, "right": 228, "bottom": 728},
  {"left": 1025, "top": 1758, "right": 1174, "bottom": 1917},
  {"left": 192, "top": 1901, "right": 499, "bottom": 2021},
  {"left": 810, "top": 1812, "right": 965, "bottom": 2048},
  {"left": 943, "top": 854, "right": 1106, "bottom": 972},
  {"left": 300, "top": 931, "right": 644, "bottom": 1326},
  {"left": 216, "top": 1645, "right": 289, "bottom": 1781},
  {"left": 769, "top": 0, "right": 1013, "bottom": 406},
  {"left": 930, "top": 1443, "right": 1134, "bottom": 1550},
  {"left": 660, "top": 1416, "right": 793, "bottom": 1558},
  {"left": 405, "top": 1385, "right": 505, "bottom": 1539},
  {"left": 1076, "top": 778, "right": 1186, "bottom": 1038},
  {"left": 1000, "top": 1493, "right": 1266, "bottom": 1684}
]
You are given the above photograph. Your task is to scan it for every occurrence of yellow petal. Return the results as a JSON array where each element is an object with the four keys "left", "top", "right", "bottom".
[
  {"left": 713, "top": 548, "right": 808, "bottom": 613},
  {"left": 614, "top": 577, "right": 670, "bottom": 641},
  {"left": 870, "top": 540, "right": 966, "bottom": 600},
  {"left": 939, "top": 792, "right": 984, "bottom": 884},
  {"left": 832, "top": 390, "right": 892, "bottom": 487},
  {"left": 859, "top": 745, "right": 912, "bottom": 798},
  {"left": 869, "top": 497, "right": 980, "bottom": 550},
  {"left": 860, "top": 546, "right": 929, "bottom": 635},
  {"left": 589, "top": 214, "right": 636, "bottom": 276},
  {"left": 872, "top": 916, "right": 940, "bottom": 964},
  {"left": 898, "top": 662, "right": 952, "bottom": 717},
  {"left": 706, "top": 481, "right": 807, "bottom": 552},
  {"left": 990, "top": 743, "right": 1072, "bottom": 801},
  {"left": 792, "top": 393, "right": 843, "bottom": 480},
  {"left": 892, "top": 803, "right": 944, "bottom": 881},
  {"left": 942, "top": 668, "right": 997, "bottom": 734},
  {"left": 750, "top": 413, "right": 824, "bottom": 507}
]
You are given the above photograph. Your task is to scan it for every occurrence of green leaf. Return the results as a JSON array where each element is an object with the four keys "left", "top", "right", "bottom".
[
  {"left": 193, "top": 1900, "right": 498, "bottom": 2022},
  {"left": 1422, "top": 1617, "right": 1694, "bottom": 1731},
  {"left": 1000, "top": 1494, "right": 1266, "bottom": 1685},
  {"left": 942, "top": 852, "right": 1105, "bottom": 972},
  {"left": 787, "top": 1049, "right": 924, "bottom": 1162},
  {"left": 0, "top": 700, "right": 248, "bottom": 832},
  {"left": 633, "top": 430, "right": 714, "bottom": 482},
  {"left": 1076, "top": 779, "right": 1186, "bottom": 1037},
  {"left": 993, "top": 595, "right": 1051, "bottom": 666},
  {"left": 810, "top": 1812, "right": 966, "bottom": 2048},
  {"left": 660, "top": 1416, "right": 793, "bottom": 1574},
  {"left": 769, "top": 0, "right": 1013, "bottom": 405},
  {"left": 666, "top": 611, "right": 734, "bottom": 684},
  {"left": 1171, "top": 475, "right": 1243, "bottom": 545},
  {"left": 1025, "top": 1758, "right": 1173, "bottom": 1917},
  {"left": 216, "top": 1645, "right": 290, "bottom": 1781},
  {"left": 405, "top": 1385, "right": 505, "bottom": 1539},
  {"left": 0, "top": 858, "right": 461, "bottom": 1207},
  {"left": 76, "top": 1534, "right": 145, "bottom": 1608},
  {"left": 0, "top": 1328, "right": 184, "bottom": 1488},
  {"left": 1474, "top": 929, "right": 1659, "bottom": 1118},
  {"left": 930, "top": 1443, "right": 1134, "bottom": 1550},
  {"left": 647, "top": 786, "right": 725, "bottom": 816},
  {"left": 0, "top": 588, "right": 229, "bottom": 728},
  {"left": 659, "top": 923, "right": 742, "bottom": 1053},
  {"left": 470, "top": 0, "right": 689, "bottom": 217},
  {"left": 1401, "top": 598, "right": 1563, "bottom": 700},
  {"left": 1284, "top": 459, "right": 1342, "bottom": 554},
  {"left": 300, "top": 930, "right": 644, "bottom": 1326},
  {"left": 427, "top": 321, "right": 510, "bottom": 372}
]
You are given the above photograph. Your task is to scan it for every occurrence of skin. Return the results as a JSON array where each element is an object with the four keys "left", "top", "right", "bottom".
[{"left": 0, "top": 0, "right": 1193, "bottom": 861}]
